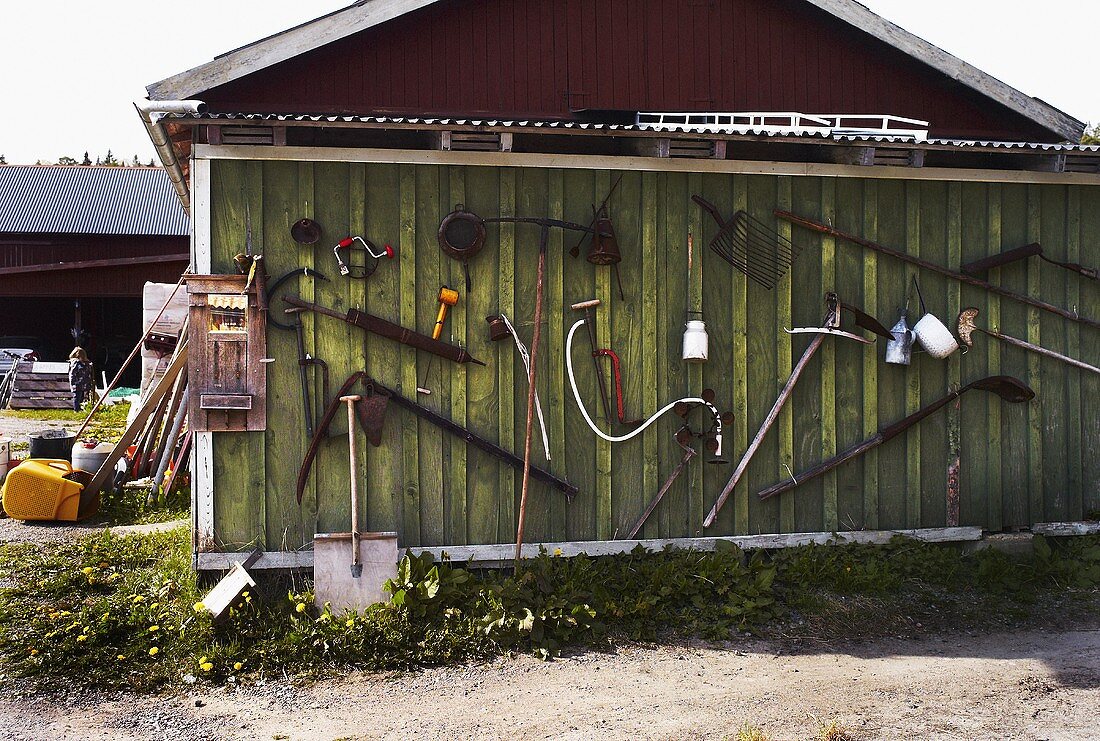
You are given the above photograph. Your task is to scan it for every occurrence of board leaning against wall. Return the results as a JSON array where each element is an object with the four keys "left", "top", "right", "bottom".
[{"left": 198, "top": 156, "right": 1100, "bottom": 554}]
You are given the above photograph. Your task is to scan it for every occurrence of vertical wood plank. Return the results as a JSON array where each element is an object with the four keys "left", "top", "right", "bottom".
[
  {"left": 446, "top": 167, "right": 468, "bottom": 546},
  {"left": 496, "top": 168, "right": 517, "bottom": 543},
  {"left": 545, "top": 167, "right": 568, "bottom": 541},
  {"left": 776, "top": 176, "right": 795, "bottom": 533},
  {"left": 985, "top": 184, "right": 1003, "bottom": 530},
  {"left": 1026, "top": 184, "right": 1043, "bottom": 525},
  {"left": 686, "top": 171, "right": 705, "bottom": 534},
  {"left": 904, "top": 181, "right": 922, "bottom": 529},
  {"left": 861, "top": 179, "right": 879, "bottom": 531},
  {"left": 663, "top": 171, "right": 690, "bottom": 536},
  {"left": 462, "top": 166, "right": 499, "bottom": 545},
  {"left": 640, "top": 171, "right": 660, "bottom": 536},
  {"left": 363, "top": 163, "right": 403, "bottom": 536},
  {"left": 945, "top": 182, "right": 962, "bottom": 526},
  {"left": 594, "top": 169, "right": 613, "bottom": 540},
  {"left": 819, "top": 178, "right": 838, "bottom": 532},
  {"left": 348, "top": 162, "right": 370, "bottom": 536},
  {"left": 312, "top": 161, "right": 353, "bottom": 536},
  {"left": 415, "top": 165, "right": 444, "bottom": 546},
  {"left": 1039, "top": 185, "right": 1068, "bottom": 521},
  {"left": 1065, "top": 186, "right": 1082, "bottom": 520},
  {"left": 398, "top": 165, "right": 421, "bottom": 546}
]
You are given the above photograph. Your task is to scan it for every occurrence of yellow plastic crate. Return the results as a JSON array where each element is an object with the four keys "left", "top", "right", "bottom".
[{"left": 1, "top": 459, "right": 98, "bottom": 521}]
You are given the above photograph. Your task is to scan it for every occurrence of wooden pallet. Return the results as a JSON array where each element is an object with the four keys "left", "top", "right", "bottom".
[{"left": 8, "top": 361, "right": 75, "bottom": 410}]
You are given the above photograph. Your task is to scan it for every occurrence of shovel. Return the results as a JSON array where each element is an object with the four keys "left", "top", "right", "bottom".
[{"left": 312, "top": 394, "right": 398, "bottom": 614}]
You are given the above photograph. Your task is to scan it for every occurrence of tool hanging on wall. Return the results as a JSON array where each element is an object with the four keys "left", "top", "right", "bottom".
[
  {"left": 957, "top": 307, "right": 1100, "bottom": 375},
  {"left": 333, "top": 236, "right": 395, "bottom": 278},
  {"left": 570, "top": 299, "right": 641, "bottom": 427},
  {"left": 682, "top": 230, "right": 709, "bottom": 362},
  {"left": 438, "top": 205, "right": 486, "bottom": 292},
  {"left": 962, "top": 242, "right": 1098, "bottom": 282},
  {"left": 885, "top": 289, "right": 914, "bottom": 366},
  {"left": 756, "top": 376, "right": 1035, "bottom": 501},
  {"left": 703, "top": 292, "right": 891, "bottom": 528},
  {"left": 586, "top": 205, "right": 627, "bottom": 300},
  {"left": 624, "top": 432, "right": 696, "bottom": 540},
  {"left": 295, "top": 373, "right": 577, "bottom": 505},
  {"left": 692, "top": 195, "right": 801, "bottom": 289},
  {"left": 910, "top": 277, "right": 959, "bottom": 359},
  {"left": 487, "top": 313, "right": 551, "bottom": 461},
  {"left": 290, "top": 218, "right": 322, "bottom": 245},
  {"left": 417, "top": 286, "right": 460, "bottom": 395},
  {"left": 570, "top": 173, "right": 624, "bottom": 258},
  {"left": 565, "top": 316, "right": 728, "bottom": 455},
  {"left": 270, "top": 268, "right": 332, "bottom": 438},
  {"left": 775, "top": 210, "right": 1100, "bottom": 331},
  {"left": 282, "top": 295, "right": 485, "bottom": 367}
]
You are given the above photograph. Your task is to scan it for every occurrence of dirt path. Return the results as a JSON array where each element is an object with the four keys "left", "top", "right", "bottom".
[{"left": 3, "top": 627, "right": 1097, "bottom": 740}]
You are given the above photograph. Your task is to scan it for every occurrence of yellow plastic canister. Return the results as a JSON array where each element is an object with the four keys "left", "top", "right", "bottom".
[{"left": 1, "top": 458, "right": 90, "bottom": 521}]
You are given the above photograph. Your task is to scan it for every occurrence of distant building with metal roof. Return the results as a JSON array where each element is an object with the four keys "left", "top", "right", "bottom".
[{"left": 0, "top": 165, "right": 189, "bottom": 236}]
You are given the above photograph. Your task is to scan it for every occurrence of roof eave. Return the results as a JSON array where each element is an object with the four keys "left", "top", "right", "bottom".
[{"left": 803, "top": 0, "right": 1084, "bottom": 142}]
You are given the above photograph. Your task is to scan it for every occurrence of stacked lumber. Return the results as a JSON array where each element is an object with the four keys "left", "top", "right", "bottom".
[{"left": 8, "top": 361, "right": 74, "bottom": 410}]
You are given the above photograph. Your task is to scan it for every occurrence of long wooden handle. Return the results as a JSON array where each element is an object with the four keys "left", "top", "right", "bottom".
[
  {"left": 775, "top": 210, "right": 1100, "bottom": 331},
  {"left": 342, "top": 395, "right": 362, "bottom": 572},
  {"left": 983, "top": 328, "right": 1100, "bottom": 375},
  {"left": 703, "top": 333, "right": 826, "bottom": 527},
  {"left": 515, "top": 243, "right": 548, "bottom": 562}
]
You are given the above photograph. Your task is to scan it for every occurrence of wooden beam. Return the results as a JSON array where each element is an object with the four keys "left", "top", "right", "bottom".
[
  {"left": 1032, "top": 521, "right": 1100, "bottom": 537},
  {"left": 195, "top": 145, "right": 1100, "bottom": 186},
  {"left": 0, "top": 253, "right": 190, "bottom": 276},
  {"left": 194, "top": 526, "right": 983, "bottom": 570}
]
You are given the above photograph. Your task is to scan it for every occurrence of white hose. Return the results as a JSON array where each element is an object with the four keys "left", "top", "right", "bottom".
[
  {"left": 501, "top": 314, "right": 551, "bottom": 461},
  {"left": 566, "top": 319, "right": 723, "bottom": 450}
]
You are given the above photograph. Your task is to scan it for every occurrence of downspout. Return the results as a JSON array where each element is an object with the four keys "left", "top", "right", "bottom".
[{"left": 134, "top": 99, "right": 206, "bottom": 213}]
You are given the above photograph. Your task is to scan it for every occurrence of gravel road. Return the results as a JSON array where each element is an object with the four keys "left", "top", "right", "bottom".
[{"left": 1, "top": 627, "right": 1097, "bottom": 740}]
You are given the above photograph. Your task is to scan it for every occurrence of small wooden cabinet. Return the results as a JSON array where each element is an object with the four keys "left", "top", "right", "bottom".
[{"left": 186, "top": 274, "right": 266, "bottom": 432}]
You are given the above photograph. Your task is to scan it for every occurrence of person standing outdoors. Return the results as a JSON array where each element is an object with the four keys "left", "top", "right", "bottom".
[{"left": 68, "top": 347, "right": 93, "bottom": 411}]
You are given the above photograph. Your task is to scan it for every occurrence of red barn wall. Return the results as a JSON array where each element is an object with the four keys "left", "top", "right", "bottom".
[{"left": 201, "top": 0, "right": 1056, "bottom": 142}]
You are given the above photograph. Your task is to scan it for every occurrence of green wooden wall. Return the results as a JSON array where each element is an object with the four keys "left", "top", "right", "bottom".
[{"left": 206, "top": 159, "right": 1100, "bottom": 551}]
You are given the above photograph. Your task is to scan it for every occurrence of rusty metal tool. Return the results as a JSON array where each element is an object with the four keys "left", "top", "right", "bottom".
[
  {"left": 704, "top": 293, "right": 884, "bottom": 528},
  {"left": 488, "top": 313, "right": 550, "bottom": 460},
  {"left": 296, "top": 373, "right": 577, "bottom": 505},
  {"left": 569, "top": 298, "right": 641, "bottom": 427},
  {"left": 283, "top": 295, "right": 484, "bottom": 367},
  {"left": 757, "top": 376, "right": 1034, "bottom": 501},
  {"left": 269, "top": 268, "right": 331, "bottom": 437},
  {"left": 570, "top": 173, "right": 624, "bottom": 258},
  {"left": 693, "top": 195, "right": 800, "bottom": 289},
  {"left": 625, "top": 431, "right": 696, "bottom": 539},
  {"left": 418, "top": 286, "right": 460, "bottom": 395},
  {"left": 369, "top": 378, "right": 576, "bottom": 500},
  {"left": 957, "top": 307, "right": 1100, "bottom": 375},
  {"left": 334, "top": 235, "right": 395, "bottom": 278},
  {"left": 776, "top": 210, "right": 1100, "bottom": 331},
  {"left": 962, "top": 242, "right": 1097, "bottom": 281}
]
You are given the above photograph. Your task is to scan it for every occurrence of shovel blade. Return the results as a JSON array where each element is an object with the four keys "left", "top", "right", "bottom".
[{"left": 313, "top": 532, "right": 398, "bottom": 615}]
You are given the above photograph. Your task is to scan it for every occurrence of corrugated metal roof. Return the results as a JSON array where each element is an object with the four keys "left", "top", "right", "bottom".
[
  {"left": 0, "top": 166, "right": 190, "bottom": 236},
  {"left": 174, "top": 112, "right": 1100, "bottom": 154}
]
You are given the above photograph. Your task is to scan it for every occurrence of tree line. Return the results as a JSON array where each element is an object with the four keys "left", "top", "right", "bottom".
[{"left": 0, "top": 151, "right": 158, "bottom": 167}]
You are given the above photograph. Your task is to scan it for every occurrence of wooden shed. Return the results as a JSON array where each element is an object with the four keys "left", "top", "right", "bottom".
[{"left": 142, "top": 0, "right": 1100, "bottom": 569}]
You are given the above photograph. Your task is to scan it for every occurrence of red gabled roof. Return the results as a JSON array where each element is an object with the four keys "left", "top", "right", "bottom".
[{"left": 148, "top": 0, "right": 1083, "bottom": 143}]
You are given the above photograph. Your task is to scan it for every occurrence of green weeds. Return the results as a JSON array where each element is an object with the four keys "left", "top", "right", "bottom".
[{"left": 0, "top": 530, "right": 1097, "bottom": 692}]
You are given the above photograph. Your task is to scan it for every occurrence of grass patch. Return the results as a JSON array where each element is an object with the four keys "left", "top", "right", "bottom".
[
  {"left": 0, "top": 532, "right": 1098, "bottom": 692},
  {"left": 2, "top": 402, "right": 130, "bottom": 446}
]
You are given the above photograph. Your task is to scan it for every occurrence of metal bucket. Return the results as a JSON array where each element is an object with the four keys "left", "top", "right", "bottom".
[{"left": 29, "top": 430, "right": 76, "bottom": 462}]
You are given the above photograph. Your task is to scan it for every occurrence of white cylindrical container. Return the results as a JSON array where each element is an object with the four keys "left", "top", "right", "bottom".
[
  {"left": 682, "top": 320, "right": 709, "bottom": 362},
  {"left": 72, "top": 441, "right": 113, "bottom": 474},
  {"left": 913, "top": 313, "right": 959, "bottom": 358},
  {"left": 0, "top": 438, "right": 10, "bottom": 483}
]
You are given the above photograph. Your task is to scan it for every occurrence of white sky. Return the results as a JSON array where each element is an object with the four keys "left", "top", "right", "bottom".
[{"left": 0, "top": 0, "right": 1096, "bottom": 165}]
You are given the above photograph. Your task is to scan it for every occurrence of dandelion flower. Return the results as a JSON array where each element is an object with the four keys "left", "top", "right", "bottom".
[
  {"left": 117, "top": 654, "right": 126, "bottom": 661},
  {"left": 553, "top": 548, "right": 563, "bottom": 557},
  {"left": 76, "top": 635, "right": 88, "bottom": 642},
  {"left": 241, "top": 591, "right": 249, "bottom": 597},
  {"left": 29, "top": 649, "right": 38, "bottom": 656},
  {"left": 132, "top": 595, "right": 145, "bottom": 603},
  {"left": 345, "top": 619, "right": 355, "bottom": 628},
  {"left": 192, "top": 602, "right": 206, "bottom": 613},
  {"left": 200, "top": 662, "right": 213, "bottom": 672},
  {"left": 82, "top": 567, "right": 94, "bottom": 575},
  {"left": 148, "top": 647, "right": 159, "bottom": 656},
  {"left": 198, "top": 655, "right": 208, "bottom": 664},
  {"left": 295, "top": 603, "right": 306, "bottom": 613},
  {"left": 148, "top": 625, "right": 159, "bottom": 632},
  {"left": 233, "top": 662, "right": 243, "bottom": 671}
]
